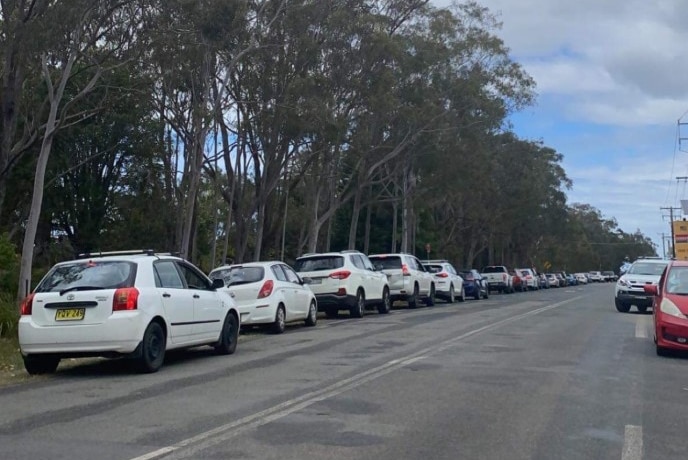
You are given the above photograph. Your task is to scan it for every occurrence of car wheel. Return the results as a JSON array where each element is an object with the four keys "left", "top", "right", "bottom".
[
  {"left": 305, "top": 300, "right": 318, "bottom": 326},
  {"left": 137, "top": 321, "right": 166, "bottom": 373},
  {"left": 23, "top": 354, "right": 60, "bottom": 375},
  {"left": 377, "top": 288, "right": 391, "bottom": 314},
  {"left": 614, "top": 298, "right": 631, "bottom": 313},
  {"left": 350, "top": 289, "right": 365, "bottom": 318},
  {"left": 448, "top": 284, "right": 456, "bottom": 303},
  {"left": 215, "top": 312, "right": 239, "bottom": 355},
  {"left": 426, "top": 284, "right": 436, "bottom": 306},
  {"left": 458, "top": 287, "right": 465, "bottom": 302},
  {"left": 408, "top": 283, "right": 420, "bottom": 308},
  {"left": 483, "top": 287, "right": 489, "bottom": 299},
  {"left": 272, "top": 305, "right": 286, "bottom": 334},
  {"left": 637, "top": 305, "right": 648, "bottom": 314},
  {"left": 656, "top": 344, "right": 671, "bottom": 357},
  {"left": 473, "top": 286, "right": 481, "bottom": 300}
]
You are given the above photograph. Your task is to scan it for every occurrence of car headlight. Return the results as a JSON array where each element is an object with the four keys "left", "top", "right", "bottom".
[
  {"left": 617, "top": 278, "right": 630, "bottom": 288},
  {"left": 660, "top": 298, "right": 684, "bottom": 318}
]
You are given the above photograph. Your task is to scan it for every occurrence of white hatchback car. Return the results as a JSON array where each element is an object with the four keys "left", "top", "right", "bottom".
[
  {"left": 19, "top": 250, "right": 240, "bottom": 375},
  {"left": 209, "top": 261, "right": 317, "bottom": 333},
  {"left": 368, "top": 253, "right": 435, "bottom": 308},
  {"left": 422, "top": 260, "right": 465, "bottom": 303},
  {"left": 293, "top": 250, "right": 391, "bottom": 318}
]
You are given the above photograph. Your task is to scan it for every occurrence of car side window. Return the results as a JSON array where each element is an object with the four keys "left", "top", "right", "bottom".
[
  {"left": 271, "top": 265, "right": 288, "bottom": 282},
  {"left": 154, "top": 261, "right": 185, "bottom": 289},
  {"left": 177, "top": 263, "right": 211, "bottom": 290},
  {"left": 282, "top": 265, "right": 301, "bottom": 284},
  {"left": 350, "top": 255, "right": 365, "bottom": 270},
  {"left": 413, "top": 258, "right": 425, "bottom": 271},
  {"left": 361, "top": 255, "right": 375, "bottom": 271}
]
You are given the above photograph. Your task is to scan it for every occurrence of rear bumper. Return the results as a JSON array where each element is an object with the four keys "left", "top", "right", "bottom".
[
  {"left": 314, "top": 293, "right": 357, "bottom": 310},
  {"left": 18, "top": 312, "right": 147, "bottom": 355}
]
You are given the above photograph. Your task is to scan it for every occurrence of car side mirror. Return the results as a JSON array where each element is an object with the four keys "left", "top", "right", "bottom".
[
  {"left": 643, "top": 284, "right": 658, "bottom": 296},
  {"left": 211, "top": 278, "right": 225, "bottom": 290}
]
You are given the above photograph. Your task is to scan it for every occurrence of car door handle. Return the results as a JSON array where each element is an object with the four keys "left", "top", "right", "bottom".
[
  {"left": 193, "top": 294, "right": 200, "bottom": 299},
  {"left": 162, "top": 293, "right": 171, "bottom": 298}
]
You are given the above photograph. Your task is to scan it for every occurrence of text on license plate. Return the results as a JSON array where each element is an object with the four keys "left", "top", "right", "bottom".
[
  {"left": 310, "top": 278, "right": 322, "bottom": 284},
  {"left": 55, "top": 308, "right": 85, "bottom": 321}
]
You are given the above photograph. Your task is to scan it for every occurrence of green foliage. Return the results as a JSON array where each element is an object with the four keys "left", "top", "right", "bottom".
[
  {"left": 0, "top": 292, "right": 18, "bottom": 339},
  {"left": 0, "top": 234, "right": 18, "bottom": 294}
]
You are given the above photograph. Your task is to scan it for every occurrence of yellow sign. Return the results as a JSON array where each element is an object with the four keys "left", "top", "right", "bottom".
[
  {"left": 543, "top": 261, "right": 552, "bottom": 269},
  {"left": 673, "top": 221, "right": 688, "bottom": 261}
]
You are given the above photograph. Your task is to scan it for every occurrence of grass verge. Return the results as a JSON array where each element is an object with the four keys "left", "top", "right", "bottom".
[{"left": 0, "top": 336, "right": 28, "bottom": 386}]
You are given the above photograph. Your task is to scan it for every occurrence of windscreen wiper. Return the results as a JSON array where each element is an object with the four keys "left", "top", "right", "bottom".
[{"left": 59, "top": 285, "right": 105, "bottom": 296}]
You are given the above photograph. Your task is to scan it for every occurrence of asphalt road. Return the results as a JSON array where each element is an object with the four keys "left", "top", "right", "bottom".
[{"left": 1, "top": 283, "right": 686, "bottom": 460}]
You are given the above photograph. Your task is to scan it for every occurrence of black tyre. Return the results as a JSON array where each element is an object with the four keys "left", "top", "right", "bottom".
[
  {"left": 215, "top": 313, "right": 239, "bottom": 355},
  {"left": 305, "top": 300, "right": 318, "bottom": 326},
  {"left": 615, "top": 298, "right": 631, "bottom": 313},
  {"left": 408, "top": 284, "right": 420, "bottom": 308},
  {"left": 377, "top": 288, "right": 391, "bottom": 314},
  {"left": 350, "top": 290, "right": 365, "bottom": 318},
  {"left": 137, "top": 321, "right": 166, "bottom": 373},
  {"left": 23, "top": 354, "right": 60, "bottom": 375},
  {"left": 458, "top": 287, "right": 466, "bottom": 302},
  {"left": 483, "top": 287, "right": 489, "bottom": 299},
  {"left": 473, "top": 287, "right": 481, "bottom": 300},
  {"left": 637, "top": 305, "right": 648, "bottom": 314},
  {"left": 447, "top": 285, "right": 456, "bottom": 303},
  {"left": 426, "top": 285, "right": 436, "bottom": 306},
  {"left": 656, "top": 345, "right": 671, "bottom": 357},
  {"left": 272, "top": 305, "right": 286, "bottom": 334}
]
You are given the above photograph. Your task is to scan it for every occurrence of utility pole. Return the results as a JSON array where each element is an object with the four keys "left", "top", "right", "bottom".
[
  {"left": 661, "top": 206, "right": 682, "bottom": 258},
  {"left": 659, "top": 233, "right": 668, "bottom": 258}
]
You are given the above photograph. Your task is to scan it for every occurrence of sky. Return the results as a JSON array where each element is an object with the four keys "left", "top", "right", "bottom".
[{"left": 433, "top": 0, "right": 688, "bottom": 254}]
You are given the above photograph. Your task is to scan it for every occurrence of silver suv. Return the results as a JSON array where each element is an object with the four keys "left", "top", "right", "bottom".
[
  {"left": 615, "top": 257, "right": 668, "bottom": 313},
  {"left": 294, "top": 250, "right": 391, "bottom": 318},
  {"left": 368, "top": 253, "right": 435, "bottom": 308}
]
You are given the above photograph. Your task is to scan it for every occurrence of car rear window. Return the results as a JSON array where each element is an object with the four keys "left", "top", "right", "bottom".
[
  {"left": 424, "top": 264, "right": 443, "bottom": 273},
  {"left": 214, "top": 266, "right": 264, "bottom": 286},
  {"left": 369, "top": 256, "right": 402, "bottom": 269},
  {"left": 293, "top": 256, "right": 344, "bottom": 272},
  {"left": 36, "top": 261, "right": 135, "bottom": 293},
  {"left": 482, "top": 266, "right": 505, "bottom": 273}
]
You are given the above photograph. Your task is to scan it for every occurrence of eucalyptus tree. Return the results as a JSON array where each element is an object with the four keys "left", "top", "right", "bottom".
[{"left": 17, "top": 0, "right": 147, "bottom": 300}]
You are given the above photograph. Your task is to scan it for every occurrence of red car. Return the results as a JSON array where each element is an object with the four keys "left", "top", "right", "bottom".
[{"left": 644, "top": 260, "right": 688, "bottom": 356}]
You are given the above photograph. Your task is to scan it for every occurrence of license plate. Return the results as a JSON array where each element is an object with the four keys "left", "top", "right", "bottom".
[
  {"left": 55, "top": 308, "right": 85, "bottom": 321},
  {"left": 309, "top": 278, "right": 322, "bottom": 285}
]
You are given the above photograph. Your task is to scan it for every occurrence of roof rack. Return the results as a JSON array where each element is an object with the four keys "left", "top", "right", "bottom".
[
  {"left": 424, "top": 259, "right": 448, "bottom": 264},
  {"left": 76, "top": 249, "right": 179, "bottom": 258}
]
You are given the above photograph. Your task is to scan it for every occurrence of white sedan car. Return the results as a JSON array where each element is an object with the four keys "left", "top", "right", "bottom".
[
  {"left": 19, "top": 250, "right": 240, "bottom": 375},
  {"left": 209, "top": 261, "right": 317, "bottom": 333}
]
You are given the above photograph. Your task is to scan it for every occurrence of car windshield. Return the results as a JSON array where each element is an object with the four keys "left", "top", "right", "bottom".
[
  {"left": 36, "top": 261, "right": 134, "bottom": 293},
  {"left": 666, "top": 267, "right": 688, "bottom": 295},
  {"left": 628, "top": 262, "right": 667, "bottom": 276},
  {"left": 293, "top": 256, "right": 344, "bottom": 272},
  {"left": 482, "top": 266, "right": 505, "bottom": 273},
  {"left": 211, "top": 266, "right": 264, "bottom": 286}
]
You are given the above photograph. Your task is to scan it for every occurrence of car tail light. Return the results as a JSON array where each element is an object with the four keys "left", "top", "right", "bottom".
[
  {"left": 436, "top": 273, "right": 448, "bottom": 278},
  {"left": 258, "top": 280, "right": 274, "bottom": 298},
  {"left": 402, "top": 264, "right": 411, "bottom": 276},
  {"left": 20, "top": 293, "right": 34, "bottom": 315},
  {"left": 337, "top": 288, "right": 347, "bottom": 296},
  {"left": 329, "top": 270, "right": 351, "bottom": 280},
  {"left": 113, "top": 287, "right": 139, "bottom": 311}
]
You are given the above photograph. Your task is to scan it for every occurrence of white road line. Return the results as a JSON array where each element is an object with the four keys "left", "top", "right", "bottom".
[
  {"left": 635, "top": 317, "right": 649, "bottom": 339},
  {"left": 129, "top": 295, "right": 584, "bottom": 460},
  {"left": 621, "top": 425, "right": 643, "bottom": 460}
]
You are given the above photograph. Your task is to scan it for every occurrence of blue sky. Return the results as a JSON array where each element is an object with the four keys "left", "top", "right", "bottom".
[{"left": 433, "top": 0, "right": 688, "bottom": 253}]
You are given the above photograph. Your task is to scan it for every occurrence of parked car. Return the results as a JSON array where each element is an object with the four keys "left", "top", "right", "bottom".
[
  {"left": 546, "top": 273, "right": 559, "bottom": 287},
  {"left": 588, "top": 271, "right": 604, "bottom": 282},
  {"left": 615, "top": 258, "right": 668, "bottom": 313},
  {"left": 565, "top": 273, "right": 577, "bottom": 286},
  {"left": 509, "top": 270, "right": 525, "bottom": 292},
  {"left": 423, "top": 260, "right": 466, "bottom": 303},
  {"left": 458, "top": 269, "right": 489, "bottom": 300},
  {"left": 293, "top": 250, "right": 391, "bottom": 318},
  {"left": 555, "top": 273, "right": 567, "bottom": 287},
  {"left": 643, "top": 260, "right": 688, "bottom": 356},
  {"left": 602, "top": 271, "right": 617, "bottom": 282},
  {"left": 516, "top": 268, "right": 539, "bottom": 290},
  {"left": 18, "top": 250, "right": 240, "bottom": 375},
  {"left": 209, "top": 261, "right": 317, "bottom": 333},
  {"left": 481, "top": 265, "right": 513, "bottom": 293},
  {"left": 369, "top": 253, "right": 435, "bottom": 308},
  {"left": 575, "top": 273, "right": 589, "bottom": 284},
  {"left": 538, "top": 273, "right": 551, "bottom": 289}
]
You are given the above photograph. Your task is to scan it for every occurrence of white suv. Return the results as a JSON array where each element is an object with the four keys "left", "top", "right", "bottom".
[
  {"left": 293, "top": 250, "right": 391, "bottom": 318},
  {"left": 368, "top": 253, "right": 435, "bottom": 308},
  {"left": 422, "top": 260, "right": 465, "bottom": 303},
  {"left": 615, "top": 257, "right": 668, "bottom": 313},
  {"left": 18, "top": 250, "right": 240, "bottom": 374}
]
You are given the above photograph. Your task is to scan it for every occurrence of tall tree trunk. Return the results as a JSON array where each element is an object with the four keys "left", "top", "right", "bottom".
[
  {"left": 348, "top": 184, "right": 362, "bottom": 249},
  {"left": 363, "top": 199, "right": 372, "bottom": 254}
]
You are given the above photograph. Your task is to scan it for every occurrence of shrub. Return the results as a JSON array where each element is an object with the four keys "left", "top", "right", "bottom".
[{"left": 0, "top": 292, "right": 18, "bottom": 338}]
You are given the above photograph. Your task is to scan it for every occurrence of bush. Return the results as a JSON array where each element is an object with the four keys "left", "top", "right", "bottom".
[{"left": 0, "top": 292, "right": 18, "bottom": 338}]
